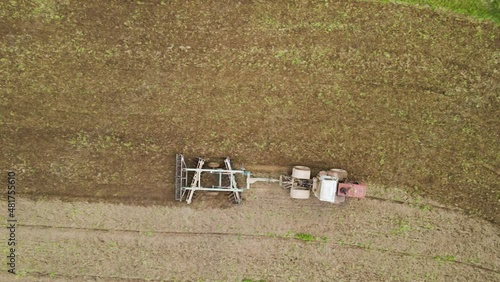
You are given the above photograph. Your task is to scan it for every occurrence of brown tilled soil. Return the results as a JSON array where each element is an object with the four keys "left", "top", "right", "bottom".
[{"left": 1, "top": 0, "right": 498, "bottom": 222}]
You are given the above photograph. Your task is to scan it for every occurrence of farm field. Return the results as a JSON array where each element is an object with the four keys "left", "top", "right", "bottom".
[
  {"left": 0, "top": 185, "right": 499, "bottom": 281},
  {"left": 0, "top": 0, "right": 499, "bottom": 280}
]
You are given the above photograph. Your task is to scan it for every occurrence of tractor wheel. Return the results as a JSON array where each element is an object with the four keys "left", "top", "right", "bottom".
[
  {"left": 290, "top": 188, "right": 310, "bottom": 199},
  {"left": 292, "top": 166, "right": 311, "bottom": 179}
]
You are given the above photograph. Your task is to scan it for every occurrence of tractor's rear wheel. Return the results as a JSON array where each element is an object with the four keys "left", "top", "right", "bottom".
[
  {"left": 292, "top": 166, "right": 311, "bottom": 179},
  {"left": 290, "top": 188, "right": 310, "bottom": 199}
]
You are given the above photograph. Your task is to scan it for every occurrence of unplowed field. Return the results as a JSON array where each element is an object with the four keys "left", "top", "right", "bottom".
[{"left": 1, "top": 185, "right": 499, "bottom": 281}]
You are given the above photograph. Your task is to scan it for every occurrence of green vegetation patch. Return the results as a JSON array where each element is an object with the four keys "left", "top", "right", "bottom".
[
  {"left": 294, "top": 233, "right": 316, "bottom": 242},
  {"left": 282, "top": 232, "right": 328, "bottom": 242},
  {"left": 382, "top": 0, "right": 499, "bottom": 22},
  {"left": 433, "top": 254, "right": 457, "bottom": 262}
]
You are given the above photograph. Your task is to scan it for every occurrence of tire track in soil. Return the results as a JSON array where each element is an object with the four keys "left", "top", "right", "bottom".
[
  {"left": 12, "top": 271, "right": 149, "bottom": 282},
  {"left": 19, "top": 224, "right": 500, "bottom": 275},
  {"left": 21, "top": 191, "right": 469, "bottom": 214},
  {"left": 365, "top": 196, "right": 463, "bottom": 212},
  {"left": 251, "top": 193, "right": 464, "bottom": 213}
]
